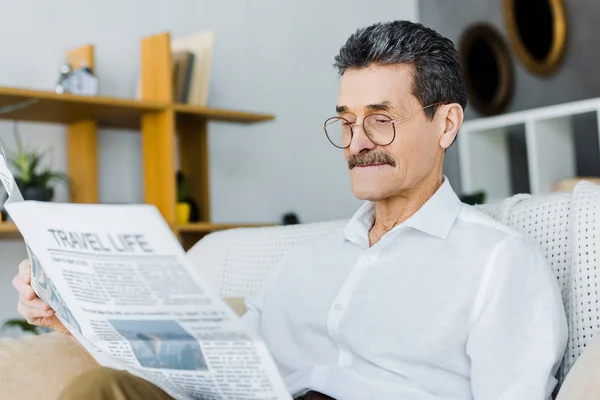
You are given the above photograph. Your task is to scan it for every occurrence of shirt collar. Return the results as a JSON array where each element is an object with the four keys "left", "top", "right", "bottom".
[{"left": 344, "top": 177, "right": 463, "bottom": 246}]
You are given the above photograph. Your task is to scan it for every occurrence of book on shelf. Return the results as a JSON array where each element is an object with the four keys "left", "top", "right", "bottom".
[
  {"left": 171, "top": 30, "right": 214, "bottom": 106},
  {"left": 172, "top": 50, "right": 195, "bottom": 103},
  {"left": 135, "top": 30, "right": 214, "bottom": 106}
]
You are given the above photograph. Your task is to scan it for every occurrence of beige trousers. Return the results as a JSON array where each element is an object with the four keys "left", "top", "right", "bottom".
[
  {"left": 58, "top": 367, "right": 173, "bottom": 400},
  {"left": 58, "top": 366, "right": 335, "bottom": 400}
]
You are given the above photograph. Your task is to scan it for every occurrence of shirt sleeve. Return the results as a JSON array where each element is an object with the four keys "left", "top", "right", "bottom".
[
  {"left": 240, "top": 250, "right": 289, "bottom": 339},
  {"left": 466, "top": 235, "right": 568, "bottom": 400}
]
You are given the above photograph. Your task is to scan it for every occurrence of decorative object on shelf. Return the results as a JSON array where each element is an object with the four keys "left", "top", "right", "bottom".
[
  {"left": 281, "top": 212, "right": 300, "bottom": 225},
  {"left": 503, "top": 0, "right": 567, "bottom": 76},
  {"left": 54, "top": 61, "right": 98, "bottom": 96},
  {"left": 188, "top": 199, "right": 200, "bottom": 223},
  {"left": 6, "top": 124, "right": 70, "bottom": 201},
  {"left": 54, "top": 63, "right": 73, "bottom": 94},
  {"left": 176, "top": 171, "right": 191, "bottom": 225},
  {"left": 459, "top": 23, "right": 514, "bottom": 116}
]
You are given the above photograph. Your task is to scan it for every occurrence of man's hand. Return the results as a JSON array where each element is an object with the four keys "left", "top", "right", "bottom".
[{"left": 12, "top": 259, "right": 68, "bottom": 334}]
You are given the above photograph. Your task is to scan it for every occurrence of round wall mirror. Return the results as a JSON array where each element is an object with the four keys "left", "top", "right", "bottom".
[
  {"left": 503, "top": 0, "right": 567, "bottom": 76},
  {"left": 459, "top": 24, "right": 514, "bottom": 116}
]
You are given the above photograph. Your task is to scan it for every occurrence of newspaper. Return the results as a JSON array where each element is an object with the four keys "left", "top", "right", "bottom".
[{"left": 0, "top": 148, "right": 291, "bottom": 400}]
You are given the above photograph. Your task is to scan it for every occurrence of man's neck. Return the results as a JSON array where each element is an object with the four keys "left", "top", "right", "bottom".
[{"left": 369, "top": 175, "right": 444, "bottom": 246}]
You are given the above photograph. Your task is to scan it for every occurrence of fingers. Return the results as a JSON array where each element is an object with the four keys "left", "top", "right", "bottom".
[
  {"left": 30, "top": 315, "right": 66, "bottom": 334},
  {"left": 14, "top": 258, "right": 61, "bottom": 331},
  {"left": 12, "top": 274, "right": 36, "bottom": 301},
  {"left": 17, "top": 302, "right": 54, "bottom": 321},
  {"left": 16, "top": 301, "right": 65, "bottom": 333},
  {"left": 18, "top": 259, "right": 31, "bottom": 284},
  {"left": 18, "top": 299, "right": 54, "bottom": 317},
  {"left": 22, "top": 294, "right": 52, "bottom": 312},
  {"left": 17, "top": 301, "right": 54, "bottom": 323}
]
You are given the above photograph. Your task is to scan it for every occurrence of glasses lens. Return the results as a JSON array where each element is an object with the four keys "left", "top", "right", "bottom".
[
  {"left": 324, "top": 117, "right": 351, "bottom": 148},
  {"left": 364, "top": 114, "right": 395, "bottom": 145}
]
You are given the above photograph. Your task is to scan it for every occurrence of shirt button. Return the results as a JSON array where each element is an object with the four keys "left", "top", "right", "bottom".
[
  {"left": 334, "top": 303, "right": 343, "bottom": 312},
  {"left": 338, "top": 353, "right": 352, "bottom": 366},
  {"left": 363, "top": 257, "right": 373, "bottom": 265}
]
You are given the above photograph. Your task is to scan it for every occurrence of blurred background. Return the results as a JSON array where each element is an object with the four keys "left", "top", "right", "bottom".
[{"left": 0, "top": 0, "right": 595, "bottom": 333}]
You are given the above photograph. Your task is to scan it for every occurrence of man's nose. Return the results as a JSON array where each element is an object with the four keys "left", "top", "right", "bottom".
[{"left": 348, "top": 124, "right": 376, "bottom": 155}]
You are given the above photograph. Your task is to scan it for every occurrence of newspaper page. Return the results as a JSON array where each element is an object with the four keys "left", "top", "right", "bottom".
[{"left": 0, "top": 150, "right": 291, "bottom": 400}]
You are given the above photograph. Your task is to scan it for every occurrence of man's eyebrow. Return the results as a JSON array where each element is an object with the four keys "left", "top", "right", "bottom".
[
  {"left": 336, "top": 101, "right": 393, "bottom": 113},
  {"left": 365, "top": 101, "right": 393, "bottom": 112}
]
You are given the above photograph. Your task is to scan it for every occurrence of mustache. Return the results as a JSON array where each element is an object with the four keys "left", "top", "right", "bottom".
[{"left": 348, "top": 151, "right": 397, "bottom": 169}]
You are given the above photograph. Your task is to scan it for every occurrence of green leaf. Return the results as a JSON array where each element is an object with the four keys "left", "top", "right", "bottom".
[
  {"left": 176, "top": 171, "right": 190, "bottom": 202},
  {"left": 6, "top": 125, "right": 70, "bottom": 191},
  {"left": 1, "top": 318, "right": 43, "bottom": 335}
]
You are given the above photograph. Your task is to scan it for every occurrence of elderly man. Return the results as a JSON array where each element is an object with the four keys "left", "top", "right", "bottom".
[{"left": 13, "top": 20, "right": 567, "bottom": 400}]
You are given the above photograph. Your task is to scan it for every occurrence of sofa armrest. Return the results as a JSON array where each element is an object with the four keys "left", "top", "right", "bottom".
[{"left": 557, "top": 336, "right": 600, "bottom": 399}]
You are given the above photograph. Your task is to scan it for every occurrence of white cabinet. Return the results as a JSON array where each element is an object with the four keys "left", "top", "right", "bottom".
[{"left": 458, "top": 98, "right": 600, "bottom": 202}]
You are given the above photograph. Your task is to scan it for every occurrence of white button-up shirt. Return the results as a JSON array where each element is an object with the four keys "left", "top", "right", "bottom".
[{"left": 242, "top": 179, "right": 568, "bottom": 400}]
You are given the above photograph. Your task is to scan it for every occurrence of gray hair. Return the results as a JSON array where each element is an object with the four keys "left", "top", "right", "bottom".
[{"left": 334, "top": 20, "right": 468, "bottom": 119}]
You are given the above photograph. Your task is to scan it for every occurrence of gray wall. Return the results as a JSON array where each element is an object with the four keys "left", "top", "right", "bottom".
[
  {"left": 420, "top": 0, "right": 600, "bottom": 191},
  {"left": 0, "top": 0, "right": 418, "bottom": 333}
]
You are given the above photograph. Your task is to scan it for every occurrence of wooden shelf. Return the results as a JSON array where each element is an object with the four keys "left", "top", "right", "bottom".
[
  {"left": 174, "top": 104, "right": 275, "bottom": 123},
  {"left": 0, "top": 223, "right": 21, "bottom": 238},
  {"left": 0, "top": 222, "right": 271, "bottom": 240},
  {"left": 0, "top": 87, "right": 274, "bottom": 130},
  {"left": 177, "top": 222, "right": 273, "bottom": 234},
  {"left": 0, "top": 86, "right": 166, "bottom": 130},
  {"left": 0, "top": 33, "right": 276, "bottom": 246},
  {"left": 177, "top": 222, "right": 274, "bottom": 251}
]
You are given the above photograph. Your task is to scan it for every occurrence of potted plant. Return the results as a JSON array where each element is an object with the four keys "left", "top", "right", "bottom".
[
  {"left": 7, "top": 126, "right": 70, "bottom": 201},
  {"left": 2, "top": 318, "right": 47, "bottom": 335},
  {"left": 176, "top": 171, "right": 191, "bottom": 225}
]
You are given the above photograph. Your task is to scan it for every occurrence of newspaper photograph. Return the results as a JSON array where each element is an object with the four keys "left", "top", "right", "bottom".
[{"left": 0, "top": 147, "right": 291, "bottom": 400}]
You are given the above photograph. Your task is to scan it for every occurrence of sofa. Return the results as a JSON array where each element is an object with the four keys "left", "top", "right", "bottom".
[{"left": 2, "top": 182, "right": 600, "bottom": 399}]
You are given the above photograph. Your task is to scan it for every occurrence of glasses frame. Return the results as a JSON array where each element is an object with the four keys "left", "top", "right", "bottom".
[{"left": 323, "top": 103, "right": 444, "bottom": 149}]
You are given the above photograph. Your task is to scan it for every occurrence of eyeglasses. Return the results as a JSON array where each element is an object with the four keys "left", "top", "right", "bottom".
[{"left": 323, "top": 103, "right": 443, "bottom": 149}]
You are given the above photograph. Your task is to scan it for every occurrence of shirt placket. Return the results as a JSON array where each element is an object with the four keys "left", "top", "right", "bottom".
[{"left": 326, "top": 251, "right": 379, "bottom": 366}]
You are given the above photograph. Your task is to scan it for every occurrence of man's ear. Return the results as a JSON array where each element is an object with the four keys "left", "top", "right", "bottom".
[{"left": 439, "top": 104, "right": 464, "bottom": 149}]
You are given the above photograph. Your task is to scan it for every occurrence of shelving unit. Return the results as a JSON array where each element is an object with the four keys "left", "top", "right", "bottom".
[
  {"left": 177, "top": 222, "right": 275, "bottom": 234},
  {"left": 458, "top": 97, "right": 600, "bottom": 202},
  {"left": 0, "top": 223, "right": 20, "bottom": 239},
  {"left": 174, "top": 103, "right": 274, "bottom": 124},
  {"left": 0, "top": 32, "right": 275, "bottom": 248}
]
